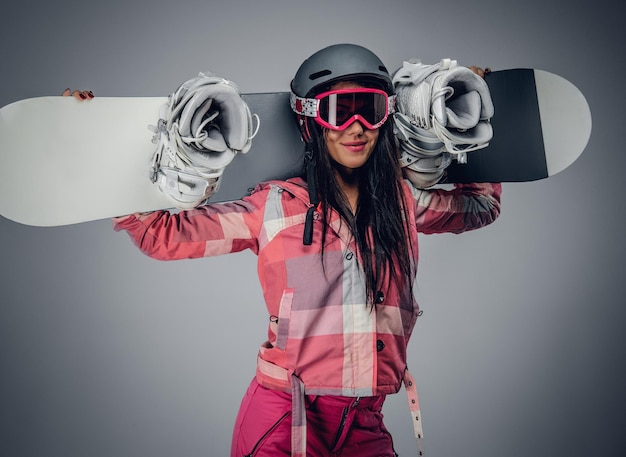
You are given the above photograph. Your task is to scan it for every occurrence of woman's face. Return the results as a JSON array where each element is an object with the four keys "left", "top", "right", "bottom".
[{"left": 323, "top": 82, "right": 380, "bottom": 172}]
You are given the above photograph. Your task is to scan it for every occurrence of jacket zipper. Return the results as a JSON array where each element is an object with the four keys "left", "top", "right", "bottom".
[{"left": 244, "top": 410, "right": 290, "bottom": 457}]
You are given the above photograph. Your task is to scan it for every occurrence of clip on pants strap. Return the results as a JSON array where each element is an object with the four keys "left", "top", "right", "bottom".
[{"left": 404, "top": 368, "right": 425, "bottom": 456}]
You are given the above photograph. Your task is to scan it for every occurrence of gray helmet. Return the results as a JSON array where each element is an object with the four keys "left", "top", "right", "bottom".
[{"left": 291, "top": 44, "right": 394, "bottom": 97}]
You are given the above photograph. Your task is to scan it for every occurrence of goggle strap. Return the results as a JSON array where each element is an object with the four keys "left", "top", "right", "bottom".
[{"left": 290, "top": 92, "right": 319, "bottom": 117}]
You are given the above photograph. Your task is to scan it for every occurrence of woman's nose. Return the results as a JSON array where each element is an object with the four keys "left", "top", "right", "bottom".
[{"left": 344, "top": 118, "right": 365, "bottom": 134}]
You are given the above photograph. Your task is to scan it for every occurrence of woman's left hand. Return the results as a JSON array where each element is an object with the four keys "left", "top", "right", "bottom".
[{"left": 468, "top": 66, "right": 491, "bottom": 79}]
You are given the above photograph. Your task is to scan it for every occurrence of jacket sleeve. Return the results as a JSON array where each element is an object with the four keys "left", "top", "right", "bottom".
[
  {"left": 408, "top": 182, "right": 502, "bottom": 234},
  {"left": 112, "top": 190, "right": 267, "bottom": 261}
]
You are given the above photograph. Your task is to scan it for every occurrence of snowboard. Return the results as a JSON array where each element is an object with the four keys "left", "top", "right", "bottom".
[{"left": 0, "top": 68, "right": 591, "bottom": 227}]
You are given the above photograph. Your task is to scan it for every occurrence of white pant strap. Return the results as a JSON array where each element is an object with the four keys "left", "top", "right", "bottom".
[{"left": 404, "top": 368, "right": 425, "bottom": 456}]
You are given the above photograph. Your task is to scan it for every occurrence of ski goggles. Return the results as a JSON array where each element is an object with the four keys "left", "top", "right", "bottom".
[{"left": 291, "top": 88, "right": 396, "bottom": 131}]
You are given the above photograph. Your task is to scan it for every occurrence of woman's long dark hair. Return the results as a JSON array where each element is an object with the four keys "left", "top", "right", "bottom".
[{"left": 304, "top": 115, "right": 415, "bottom": 306}]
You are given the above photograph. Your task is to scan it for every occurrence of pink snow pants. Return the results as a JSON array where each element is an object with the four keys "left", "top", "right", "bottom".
[{"left": 231, "top": 378, "right": 397, "bottom": 457}]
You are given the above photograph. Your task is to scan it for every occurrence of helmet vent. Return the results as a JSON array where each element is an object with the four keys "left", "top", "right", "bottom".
[{"left": 309, "top": 70, "right": 332, "bottom": 81}]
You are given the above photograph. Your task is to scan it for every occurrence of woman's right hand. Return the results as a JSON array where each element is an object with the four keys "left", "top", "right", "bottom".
[{"left": 62, "top": 88, "right": 94, "bottom": 100}]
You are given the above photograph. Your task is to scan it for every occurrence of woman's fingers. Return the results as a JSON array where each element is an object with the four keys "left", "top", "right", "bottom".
[
  {"left": 468, "top": 66, "right": 492, "bottom": 79},
  {"left": 62, "top": 89, "right": 94, "bottom": 100}
]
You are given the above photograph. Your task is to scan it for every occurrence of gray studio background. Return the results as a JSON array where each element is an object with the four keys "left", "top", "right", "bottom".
[{"left": 1, "top": 0, "right": 624, "bottom": 456}]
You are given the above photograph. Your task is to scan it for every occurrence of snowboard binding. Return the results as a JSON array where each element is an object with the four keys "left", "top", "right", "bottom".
[
  {"left": 149, "top": 73, "right": 259, "bottom": 209},
  {"left": 393, "top": 59, "right": 494, "bottom": 188}
]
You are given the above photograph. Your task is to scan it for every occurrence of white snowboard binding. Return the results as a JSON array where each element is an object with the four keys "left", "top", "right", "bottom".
[
  {"left": 393, "top": 59, "right": 494, "bottom": 188},
  {"left": 149, "top": 73, "right": 259, "bottom": 209}
]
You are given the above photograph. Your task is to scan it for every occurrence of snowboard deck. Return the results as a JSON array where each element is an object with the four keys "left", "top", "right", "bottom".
[{"left": 0, "top": 69, "right": 591, "bottom": 227}]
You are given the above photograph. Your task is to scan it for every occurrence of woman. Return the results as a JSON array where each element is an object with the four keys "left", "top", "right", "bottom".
[{"left": 113, "top": 44, "right": 501, "bottom": 456}]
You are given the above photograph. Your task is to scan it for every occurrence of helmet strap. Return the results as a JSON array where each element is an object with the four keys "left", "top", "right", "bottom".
[
  {"left": 303, "top": 143, "right": 319, "bottom": 246},
  {"left": 296, "top": 114, "right": 312, "bottom": 143}
]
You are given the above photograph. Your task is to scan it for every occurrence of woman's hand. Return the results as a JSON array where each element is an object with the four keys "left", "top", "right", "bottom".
[
  {"left": 468, "top": 66, "right": 492, "bottom": 79},
  {"left": 62, "top": 88, "right": 94, "bottom": 100}
]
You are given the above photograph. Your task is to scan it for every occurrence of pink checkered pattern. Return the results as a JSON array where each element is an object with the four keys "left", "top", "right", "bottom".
[{"left": 114, "top": 178, "right": 501, "bottom": 455}]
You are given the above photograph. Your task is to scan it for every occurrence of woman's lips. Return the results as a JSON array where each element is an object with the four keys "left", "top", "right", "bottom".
[{"left": 343, "top": 141, "right": 367, "bottom": 152}]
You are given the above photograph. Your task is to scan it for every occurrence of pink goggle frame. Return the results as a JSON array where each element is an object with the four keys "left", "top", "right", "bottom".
[{"left": 290, "top": 88, "right": 396, "bottom": 131}]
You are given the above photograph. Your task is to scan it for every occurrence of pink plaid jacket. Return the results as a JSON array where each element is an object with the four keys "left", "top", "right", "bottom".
[{"left": 113, "top": 178, "right": 501, "bottom": 454}]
